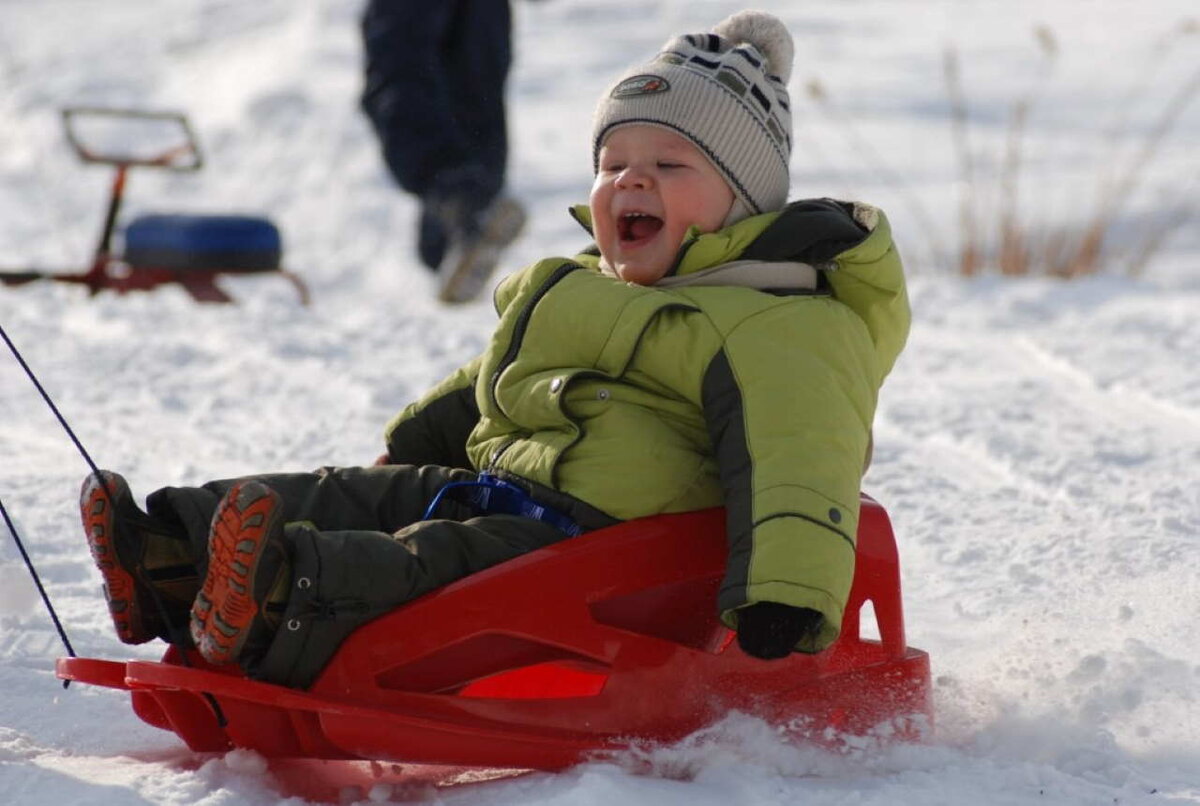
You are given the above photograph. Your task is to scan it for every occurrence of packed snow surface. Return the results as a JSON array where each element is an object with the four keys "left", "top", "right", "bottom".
[{"left": 1, "top": 1, "right": 1197, "bottom": 804}]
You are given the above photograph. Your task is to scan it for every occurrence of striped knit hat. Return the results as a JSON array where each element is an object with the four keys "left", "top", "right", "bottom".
[{"left": 592, "top": 10, "right": 794, "bottom": 225}]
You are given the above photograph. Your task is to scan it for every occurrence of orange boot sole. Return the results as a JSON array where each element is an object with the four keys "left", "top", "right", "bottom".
[
  {"left": 190, "top": 482, "right": 284, "bottom": 665},
  {"left": 81, "top": 472, "right": 155, "bottom": 644}
]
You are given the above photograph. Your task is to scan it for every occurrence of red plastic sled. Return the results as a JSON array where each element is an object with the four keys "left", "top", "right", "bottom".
[{"left": 58, "top": 495, "right": 931, "bottom": 795}]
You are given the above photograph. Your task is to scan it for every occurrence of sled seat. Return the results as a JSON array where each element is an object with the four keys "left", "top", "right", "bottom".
[
  {"left": 58, "top": 495, "right": 931, "bottom": 777},
  {"left": 123, "top": 214, "right": 282, "bottom": 273}
]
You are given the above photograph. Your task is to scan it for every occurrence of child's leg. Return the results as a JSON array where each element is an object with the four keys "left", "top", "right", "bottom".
[
  {"left": 244, "top": 513, "right": 567, "bottom": 689},
  {"left": 146, "top": 464, "right": 477, "bottom": 571},
  {"left": 85, "top": 464, "right": 473, "bottom": 647}
]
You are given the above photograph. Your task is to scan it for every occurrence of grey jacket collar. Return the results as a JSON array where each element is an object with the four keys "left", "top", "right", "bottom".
[
  {"left": 652, "top": 259, "right": 818, "bottom": 291},
  {"left": 598, "top": 258, "right": 818, "bottom": 291}
]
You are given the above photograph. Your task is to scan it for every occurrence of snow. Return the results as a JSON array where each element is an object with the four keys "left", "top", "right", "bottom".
[{"left": 1, "top": 0, "right": 1197, "bottom": 803}]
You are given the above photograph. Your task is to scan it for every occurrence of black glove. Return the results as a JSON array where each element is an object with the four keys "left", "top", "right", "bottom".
[{"left": 736, "top": 602, "right": 825, "bottom": 660}]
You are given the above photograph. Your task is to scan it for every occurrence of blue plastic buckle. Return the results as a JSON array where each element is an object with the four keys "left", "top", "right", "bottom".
[{"left": 422, "top": 472, "right": 582, "bottom": 537}]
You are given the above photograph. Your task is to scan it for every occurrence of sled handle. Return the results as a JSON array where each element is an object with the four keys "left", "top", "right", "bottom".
[{"left": 61, "top": 107, "right": 203, "bottom": 171}]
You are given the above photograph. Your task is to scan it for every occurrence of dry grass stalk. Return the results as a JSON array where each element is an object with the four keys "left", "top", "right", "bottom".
[
  {"left": 996, "top": 25, "right": 1058, "bottom": 276},
  {"left": 942, "top": 47, "right": 982, "bottom": 276},
  {"left": 809, "top": 20, "right": 1197, "bottom": 279},
  {"left": 804, "top": 78, "right": 951, "bottom": 274},
  {"left": 1053, "top": 59, "right": 1200, "bottom": 278}
]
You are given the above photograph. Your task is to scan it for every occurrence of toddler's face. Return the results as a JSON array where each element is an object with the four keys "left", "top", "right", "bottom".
[{"left": 590, "top": 125, "right": 734, "bottom": 285}]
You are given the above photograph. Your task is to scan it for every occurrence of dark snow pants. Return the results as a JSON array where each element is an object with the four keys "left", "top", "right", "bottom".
[
  {"left": 146, "top": 464, "right": 571, "bottom": 689},
  {"left": 360, "top": 0, "right": 511, "bottom": 204}
]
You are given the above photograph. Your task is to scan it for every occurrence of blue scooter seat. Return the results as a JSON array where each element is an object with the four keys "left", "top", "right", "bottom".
[{"left": 123, "top": 214, "right": 282, "bottom": 273}]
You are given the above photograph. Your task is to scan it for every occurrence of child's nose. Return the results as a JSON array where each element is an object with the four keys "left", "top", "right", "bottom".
[{"left": 615, "top": 166, "right": 652, "bottom": 189}]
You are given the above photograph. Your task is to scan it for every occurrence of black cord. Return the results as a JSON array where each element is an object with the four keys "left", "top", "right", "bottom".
[
  {"left": 0, "top": 321, "right": 227, "bottom": 723},
  {"left": 0, "top": 323, "right": 104, "bottom": 480},
  {"left": 0, "top": 496, "right": 76, "bottom": 688},
  {"left": 1, "top": 323, "right": 84, "bottom": 685},
  {"left": 0, "top": 321, "right": 231, "bottom": 724}
]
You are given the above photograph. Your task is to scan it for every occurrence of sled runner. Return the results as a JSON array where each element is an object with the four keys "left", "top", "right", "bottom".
[
  {"left": 58, "top": 495, "right": 931, "bottom": 800},
  {"left": 0, "top": 107, "right": 309, "bottom": 305}
]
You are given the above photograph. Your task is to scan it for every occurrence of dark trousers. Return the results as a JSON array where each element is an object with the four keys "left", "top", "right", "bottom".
[
  {"left": 147, "top": 464, "right": 568, "bottom": 689},
  {"left": 360, "top": 0, "right": 511, "bottom": 204}
]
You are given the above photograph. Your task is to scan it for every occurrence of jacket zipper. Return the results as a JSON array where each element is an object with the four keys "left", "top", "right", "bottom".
[
  {"left": 488, "top": 438, "right": 515, "bottom": 468},
  {"left": 489, "top": 261, "right": 580, "bottom": 416}
]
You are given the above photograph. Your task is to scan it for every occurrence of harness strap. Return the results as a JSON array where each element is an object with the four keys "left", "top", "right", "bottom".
[{"left": 423, "top": 472, "right": 582, "bottom": 537}]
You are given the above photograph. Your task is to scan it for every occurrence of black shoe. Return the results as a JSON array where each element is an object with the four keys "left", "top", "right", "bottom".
[{"left": 80, "top": 471, "right": 198, "bottom": 644}]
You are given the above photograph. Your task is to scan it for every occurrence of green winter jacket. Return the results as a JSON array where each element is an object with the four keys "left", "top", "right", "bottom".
[{"left": 384, "top": 198, "right": 910, "bottom": 652}]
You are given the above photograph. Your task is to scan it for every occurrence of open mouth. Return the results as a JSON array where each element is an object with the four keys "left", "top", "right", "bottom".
[{"left": 617, "top": 212, "right": 663, "bottom": 243}]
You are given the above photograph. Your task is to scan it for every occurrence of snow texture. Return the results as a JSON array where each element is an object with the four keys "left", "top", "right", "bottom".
[{"left": 0, "top": 1, "right": 1197, "bottom": 804}]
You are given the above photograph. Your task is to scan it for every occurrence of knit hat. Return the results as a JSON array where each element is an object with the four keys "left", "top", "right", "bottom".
[{"left": 592, "top": 10, "right": 794, "bottom": 225}]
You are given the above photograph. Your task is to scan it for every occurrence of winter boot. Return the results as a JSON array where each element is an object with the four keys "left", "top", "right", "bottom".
[
  {"left": 190, "top": 481, "right": 291, "bottom": 666},
  {"left": 437, "top": 195, "right": 527, "bottom": 304},
  {"left": 80, "top": 470, "right": 199, "bottom": 645},
  {"left": 417, "top": 206, "right": 450, "bottom": 271}
]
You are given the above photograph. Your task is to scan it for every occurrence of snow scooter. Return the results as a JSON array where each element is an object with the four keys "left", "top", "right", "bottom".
[
  {"left": 0, "top": 107, "right": 309, "bottom": 305},
  {"left": 58, "top": 495, "right": 932, "bottom": 802}
]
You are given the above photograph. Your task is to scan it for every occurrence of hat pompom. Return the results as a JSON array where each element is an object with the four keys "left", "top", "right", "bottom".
[{"left": 712, "top": 10, "right": 794, "bottom": 83}]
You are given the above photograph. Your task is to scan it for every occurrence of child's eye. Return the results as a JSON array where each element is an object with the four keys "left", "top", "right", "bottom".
[{"left": 657, "top": 162, "right": 683, "bottom": 170}]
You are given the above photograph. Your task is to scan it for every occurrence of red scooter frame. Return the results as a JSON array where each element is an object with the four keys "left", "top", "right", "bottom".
[{"left": 0, "top": 107, "right": 308, "bottom": 304}]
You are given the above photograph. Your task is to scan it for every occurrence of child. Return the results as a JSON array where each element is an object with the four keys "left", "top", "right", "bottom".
[{"left": 81, "top": 10, "right": 909, "bottom": 690}]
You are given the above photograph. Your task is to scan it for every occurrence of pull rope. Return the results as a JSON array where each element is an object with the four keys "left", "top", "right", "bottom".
[
  {"left": 0, "top": 324, "right": 83, "bottom": 682},
  {"left": 0, "top": 322, "right": 227, "bottom": 724},
  {"left": 0, "top": 496, "right": 77, "bottom": 666},
  {"left": 0, "top": 323, "right": 226, "bottom": 724},
  {"left": 0, "top": 323, "right": 105, "bottom": 480}
]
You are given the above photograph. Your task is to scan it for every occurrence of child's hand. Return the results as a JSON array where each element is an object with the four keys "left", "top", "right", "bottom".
[{"left": 735, "top": 602, "right": 824, "bottom": 659}]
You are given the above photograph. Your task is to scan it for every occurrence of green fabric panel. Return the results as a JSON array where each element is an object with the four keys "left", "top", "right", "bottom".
[
  {"left": 711, "top": 297, "right": 876, "bottom": 646},
  {"left": 471, "top": 257, "right": 587, "bottom": 475},
  {"left": 491, "top": 255, "right": 571, "bottom": 316},
  {"left": 751, "top": 485, "right": 858, "bottom": 546},
  {"left": 673, "top": 215, "right": 775, "bottom": 276},
  {"left": 473, "top": 259, "right": 579, "bottom": 433},
  {"left": 474, "top": 264, "right": 718, "bottom": 514},
  {"left": 823, "top": 209, "right": 911, "bottom": 382},
  {"left": 593, "top": 292, "right": 695, "bottom": 375},
  {"left": 554, "top": 386, "right": 722, "bottom": 519},
  {"left": 724, "top": 300, "right": 875, "bottom": 519},
  {"left": 569, "top": 203, "right": 593, "bottom": 234},
  {"left": 551, "top": 304, "right": 725, "bottom": 519},
  {"left": 484, "top": 429, "right": 576, "bottom": 489}
]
